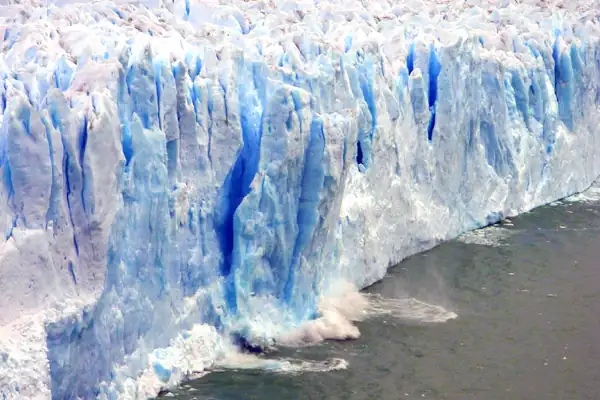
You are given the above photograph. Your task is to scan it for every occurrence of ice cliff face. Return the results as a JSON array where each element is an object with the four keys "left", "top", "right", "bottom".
[{"left": 0, "top": 0, "right": 599, "bottom": 398}]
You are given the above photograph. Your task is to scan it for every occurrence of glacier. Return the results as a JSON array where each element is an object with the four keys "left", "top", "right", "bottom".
[{"left": 0, "top": 0, "right": 599, "bottom": 398}]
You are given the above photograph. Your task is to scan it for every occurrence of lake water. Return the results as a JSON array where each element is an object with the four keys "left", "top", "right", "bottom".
[{"left": 166, "top": 189, "right": 600, "bottom": 400}]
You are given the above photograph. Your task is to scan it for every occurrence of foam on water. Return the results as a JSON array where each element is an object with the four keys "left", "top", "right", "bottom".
[
  {"left": 277, "top": 283, "right": 369, "bottom": 347},
  {"left": 208, "top": 286, "right": 456, "bottom": 377},
  {"left": 277, "top": 282, "right": 457, "bottom": 347},
  {"left": 365, "top": 294, "right": 458, "bottom": 324},
  {"left": 99, "top": 322, "right": 350, "bottom": 396},
  {"left": 157, "top": 353, "right": 349, "bottom": 396},
  {"left": 457, "top": 226, "right": 517, "bottom": 247},
  {"left": 215, "top": 353, "right": 349, "bottom": 374},
  {"left": 564, "top": 181, "right": 600, "bottom": 204},
  {"left": 88, "top": 282, "right": 455, "bottom": 394}
]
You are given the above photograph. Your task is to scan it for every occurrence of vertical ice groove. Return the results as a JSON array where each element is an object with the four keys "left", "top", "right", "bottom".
[
  {"left": 193, "top": 76, "right": 213, "bottom": 169},
  {"left": 118, "top": 58, "right": 134, "bottom": 165},
  {"left": 427, "top": 44, "right": 441, "bottom": 141},
  {"left": 60, "top": 98, "right": 86, "bottom": 258},
  {"left": 79, "top": 112, "right": 89, "bottom": 215},
  {"left": 409, "top": 69, "right": 429, "bottom": 128},
  {"left": 5, "top": 93, "right": 52, "bottom": 228},
  {"left": 357, "top": 57, "right": 376, "bottom": 167},
  {"left": 173, "top": 60, "right": 203, "bottom": 179},
  {"left": 284, "top": 116, "right": 325, "bottom": 302},
  {"left": 53, "top": 56, "right": 74, "bottom": 92},
  {"left": 407, "top": 42, "right": 415, "bottom": 74},
  {"left": 518, "top": 71, "right": 533, "bottom": 128},
  {"left": 555, "top": 42, "right": 575, "bottom": 131},
  {"left": 156, "top": 59, "right": 181, "bottom": 185},
  {"left": 40, "top": 97, "right": 65, "bottom": 228},
  {"left": 0, "top": 82, "right": 5, "bottom": 116},
  {"left": 127, "top": 44, "right": 159, "bottom": 131},
  {"left": 480, "top": 62, "right": 514, "bottom": 176},
  {"left": 214, "top": 57, "right": 264, "bottom": 295}
]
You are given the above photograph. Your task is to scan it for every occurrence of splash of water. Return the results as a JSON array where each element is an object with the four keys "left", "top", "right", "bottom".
[
  {"left": 277, "top": 284, "right": 369, "bottom": 347},
  {"left": 169, "top": 283, "right": 457, "bottom": 382},
  {"left": 364, "top": 293, "right": 457, "bottom": 323},
  {"left": 564, "top": 181, "right": 600, "bottom": 204},
  {"left": 457, "top": 226, "right": 516, "bottom": 247},
  {"left": 276, "top": 282, "right": 457, "bottom": 347}
]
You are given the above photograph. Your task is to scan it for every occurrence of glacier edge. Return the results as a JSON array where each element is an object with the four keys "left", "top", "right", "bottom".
[{"left": 0, "top": 0, "right": 599, "bottom": 398}]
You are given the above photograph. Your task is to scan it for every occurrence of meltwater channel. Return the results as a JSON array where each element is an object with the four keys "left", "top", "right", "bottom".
[{"left": 164, "top": 186, "right": 600, "bottom": 400}]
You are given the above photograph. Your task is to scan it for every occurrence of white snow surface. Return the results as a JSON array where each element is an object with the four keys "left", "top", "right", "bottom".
[{"left": 0, "top": 0, "right": 599, "bottom": 398}]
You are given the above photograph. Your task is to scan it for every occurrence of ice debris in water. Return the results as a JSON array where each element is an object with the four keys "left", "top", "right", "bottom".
[
  {"left": 564, "top": 180, "right": 600, "bottom": 203},
  {"left": 0, "top": 0, "right": 600, "bottom": 398},
  {"left": 457, "top": 226, "right": 517, "bottom": 247},
  {"left": 365, "top": 294, "right": 458, "bottom": 323}
]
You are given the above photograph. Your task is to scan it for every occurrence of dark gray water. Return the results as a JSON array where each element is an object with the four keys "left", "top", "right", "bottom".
[{"left": 167, "top": 193, "right": 600, "bottom": 400}]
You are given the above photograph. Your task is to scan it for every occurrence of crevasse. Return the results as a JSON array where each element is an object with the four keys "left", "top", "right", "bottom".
[{"left": 0, "top": 0, "right": 599, "bottom": 398}]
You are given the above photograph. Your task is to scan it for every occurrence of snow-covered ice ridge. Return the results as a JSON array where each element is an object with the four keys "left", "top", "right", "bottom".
[{"left": 1, "top": 0, "right": 599, "bottom": 397}]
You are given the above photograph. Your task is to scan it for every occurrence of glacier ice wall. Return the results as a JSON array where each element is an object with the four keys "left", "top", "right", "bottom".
[{"left": 1, "top": 0, "right": 599, "bottom": 398}]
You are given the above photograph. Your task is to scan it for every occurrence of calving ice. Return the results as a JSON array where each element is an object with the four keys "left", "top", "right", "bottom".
[{"left": 0, "top": 0, "right": 599, "bottom": 398}]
